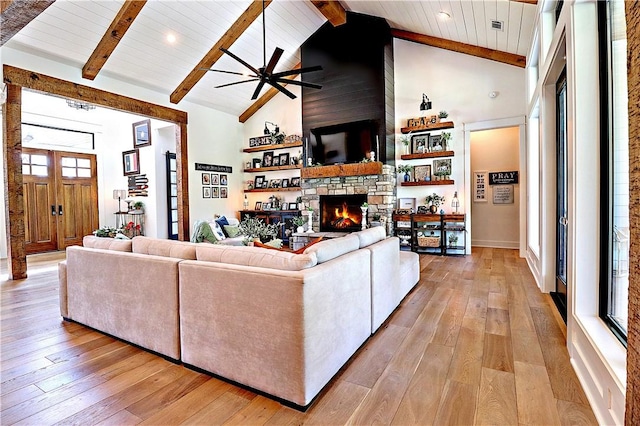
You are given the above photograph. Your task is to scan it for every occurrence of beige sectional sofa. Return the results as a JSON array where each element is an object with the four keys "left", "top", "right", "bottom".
[{"left": 59, "top": 228, "right": 419, "bottom": 407}]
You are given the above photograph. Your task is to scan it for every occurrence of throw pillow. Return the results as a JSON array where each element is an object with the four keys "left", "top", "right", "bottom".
[
  {"left": 223, "top": 225, "right": 241, "bottom": 238},
  {"left": 208, "top": 220, "right": 226, "bottom": 241},
  {"left": 215, "top": 216, "right": 231, "bottom": 236}
]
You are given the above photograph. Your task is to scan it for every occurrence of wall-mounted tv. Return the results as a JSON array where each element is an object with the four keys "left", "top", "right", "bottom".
[{"left": 310, "top": 120, "right": 379, "bottom": 165}]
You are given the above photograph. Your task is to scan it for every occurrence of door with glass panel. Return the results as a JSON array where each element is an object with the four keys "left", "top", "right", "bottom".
[
  {"left": 22, "top": 148, "right": 99, "bottom": 253},
  {"left": 553, "top": 70, "right": 568, "bottom": 321}
]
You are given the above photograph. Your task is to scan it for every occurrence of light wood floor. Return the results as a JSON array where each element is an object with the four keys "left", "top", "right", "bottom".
[{"left": 1, "top": 248, "right": 597, "bottom": 425}]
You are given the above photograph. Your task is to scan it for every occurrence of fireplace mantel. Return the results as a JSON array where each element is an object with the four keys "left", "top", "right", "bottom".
[{"left": 300, "top": 162, "right": 383, "bottom": 179}]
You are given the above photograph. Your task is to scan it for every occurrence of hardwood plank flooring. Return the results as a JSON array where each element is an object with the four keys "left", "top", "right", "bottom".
[{"left": 0, "top": 248, "right": 597, "bottom": 425}]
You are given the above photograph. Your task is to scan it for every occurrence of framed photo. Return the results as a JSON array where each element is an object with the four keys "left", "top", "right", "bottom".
[
  {"left": 269, "top": 179, "right": 281, "bottom": 188},
  {"left": 290, "top": 156, "right": 298, "bottom": 166},
  {"left": 201, "top": 173, "right": 210, "bottom": 185},
  {"left": 122, "top": 149, "right": 140, "bottom": 176},
  {"left": 211, "top": 187, "right": 219, "bottom": 198},
  {"left": 272, "top": 156, "right": 280, "bottom": 167},
  {"left": 220, "top": 174, "right": 228, "bottom": 186},
  {"left": 279, "top": 153, "right": 290, "bottom": 167},
  {"left": 474, "top": 170, "right": 488, "bottom": 202},
  {"left": 290, "top": 177, "right": 301, "bottom": 187},
  {"left": 414, "top": 164, "right": 432, "bottom": 182},
  {"left": 220, "top": 187, "right": 228, "bottom": 198},
  {"left": 429, "top": 134, "right": 443, "bottom": 152},
  {"left": 202, "top": 187, "right": 211, "bottom": 198},
  {"left": 255, "top": 201, "right": 262, "bottom": 210},
  {"left": 281, "top": 178, "right": 289, "bottom": 188},
  {"left": 255, "top": 175, "right": 266, "bottom": 189},
  {"left": 433, "top": 158, "right": 452, "bottom": 176},
  {"left": 264, "top": 202, "right": 272, "bottom": 210},
  {"left": 210, "top": 173, "right": 219, "bottom": 185},
  {"left": 398, "top": 197, "right": 417, "bottom": 211},
  {"left": 411, "top": 133, "right": 429, "bottom": 154},
  {"left": 252, "top": 158, "right": 262, "bottom": 168},
  {"left": 262, "top": 151, "right": 274, "bottom": 167},
  {"left": 132, "top": 119, "right": 151, "bottom": 148},
  {"left": 288, "top": 202, "right": 298, "bottom": 210}
]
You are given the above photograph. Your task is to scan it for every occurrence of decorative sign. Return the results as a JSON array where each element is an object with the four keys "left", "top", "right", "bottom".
[
  {"left": 493, "top": 185, "right": 514, "bottom": 204},
  {"left": 474, "top": 171, "right": 488, "bottom": 202},
  {"left": 195, "top": 163, "right": 232, "bottom": 173},
  {"left": 407, "top": 116, "right": 438, "bottom": 127},
  {"left": 248, "top": 135, "right": 273, "bottom": 147},
  {"left": 489, "top": 171, "right": 519, "bottom": 185},
  {"left": 128, "top": 174, "right": 149, "bottom": 197}
]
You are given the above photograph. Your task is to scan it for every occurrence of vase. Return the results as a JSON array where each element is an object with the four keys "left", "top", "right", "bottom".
[
  {"left": 361, "top": 207, "right": 368, "bottom": 230},
  {"left": 404, "top": 172, "right": 410, "bottom": 182},
  {"left": 429, "top": 205, "right": 438, "bottom": 214},
  {"left": 305, "top": 211, "right": 314, "bottom": 233},
  {"left": 296, "top": 226, "right": 305, "bottom": 233}
]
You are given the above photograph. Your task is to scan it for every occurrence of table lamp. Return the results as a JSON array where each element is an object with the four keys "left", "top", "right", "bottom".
[
  {"left": 113, "top": 189, "right": 127, "bottom": 213},
  {"left": 451, "top": 191, "right": 460, "bottom": 213}
]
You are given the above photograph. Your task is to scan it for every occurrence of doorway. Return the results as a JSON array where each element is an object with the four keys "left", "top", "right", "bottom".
[
  {"left": 22, "top": 148, "right": 99, "bottom": 254},
  {"left": 551, "top": 69, "right": 568, "bottom": 322}
]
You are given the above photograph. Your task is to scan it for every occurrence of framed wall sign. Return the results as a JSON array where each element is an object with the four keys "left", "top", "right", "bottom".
[
  {"left": 474, "top": 170, "right": 488, "bottom": 202},
  {"left": 122, "top": 149, "right": 140, "bottom": 176},
  {"left": 132, "top": 119, "right": 151, "bottom": 148}
]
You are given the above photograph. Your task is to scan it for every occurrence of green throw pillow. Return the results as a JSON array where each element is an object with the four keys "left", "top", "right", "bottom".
[{"left": 223, "top": 225, "right": 241, "bottom": 238}]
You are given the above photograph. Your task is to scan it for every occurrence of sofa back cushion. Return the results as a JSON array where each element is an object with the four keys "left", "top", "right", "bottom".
[
  {"left": 132, "top": 236, "right": 197, "bottom": 260},
  {"left": 83, "top": 235, "right": 132, "bottom": 252},
  {"left": 196, "top": 244, "right": 317, "bottom": 271},
  {"left": 303, "top": 234, "right": 360, "bottom": 264},
  {"left": 353, "top": 226, "right": 387, "bottom": 248}
]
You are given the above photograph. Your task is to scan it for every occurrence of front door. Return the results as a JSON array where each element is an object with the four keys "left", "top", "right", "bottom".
[{"left": 23, "top": 148, "right": 99, "bottom": 253}]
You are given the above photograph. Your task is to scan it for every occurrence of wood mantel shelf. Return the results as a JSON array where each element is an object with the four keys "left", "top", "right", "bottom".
[
  {"left": 244, "top": 164, "right": 301, "bottom": 173},
  {"left": 400, "top": 121, "right": 454, "bottom": 134},
  {"left": 401, "top": 150, "right": 454, "bottom": 160},
  {"left": 401, "top": 179, "right": 455, "bottom": 186},
  {"left": 301, "top": 162, "right": 383, "bottom": 178},
  {"left": 244, "top": 187, "right": 301, "bottom": 193}
]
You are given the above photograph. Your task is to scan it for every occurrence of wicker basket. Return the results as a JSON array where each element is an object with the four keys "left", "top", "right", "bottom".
[{"left": 418, "top": 235, "right": 440, "bottom": 247}]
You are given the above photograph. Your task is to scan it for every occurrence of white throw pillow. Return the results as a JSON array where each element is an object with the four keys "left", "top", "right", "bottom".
[{"left": 208, "top": 220, "right": 226, "bottom": 241}]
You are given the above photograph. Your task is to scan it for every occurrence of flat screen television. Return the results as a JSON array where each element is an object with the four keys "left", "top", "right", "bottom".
[{"left": 309, "top": 120, "right": 378, "bottom": 165}]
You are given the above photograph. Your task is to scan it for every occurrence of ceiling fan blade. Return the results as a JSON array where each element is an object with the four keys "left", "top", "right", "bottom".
[
  {"left": 273, "top": 78, "right": 322, "bottom": 90},
  {"left": 269, "top": 80, "right": 297, "bottom": 99},
  {"left": 272, "top": 65, "right": 323, "bottom": 78},
  {"left": 219, "top": 47, "right": 261, "bottom": 76},
  {"left": 215, "top": 79, "right": 260, "bottom": 89},
  {"left": 200, "top": 68, "right": 255, "bottom": 77},
  {"left": 251, "top": 80, "right": 267, "bottom": 100},
  {"left": 264, "top": 47, "right": 284, "bottom": 75}
]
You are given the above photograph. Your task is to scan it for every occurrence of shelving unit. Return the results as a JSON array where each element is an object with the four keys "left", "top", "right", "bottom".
[
  {"left": 400, "top": 120, "right": 454, "bottom": 134},
  {"left": 244, "top": 139, "right": 302, "bottom": 193},
  {"left": 244, "top": 164, "right": 301, "bottom": 173},
  {"left": 399, "top": 121, "right": 455, "bottom": 185},
  {"left": 244, "top": 187, "right": 301, "bottom": 193},
  {"left": 392, "top": 213, "right": 466, "bottom": 256},
  {"left": 242, "top": 141, "right": 302, "bottom": 153},
  {"left": 400, "top": 150, "right": 454, "bottom": 160},
  {"left": 401, "top": 180, "right": 455, "bottom": 187}
]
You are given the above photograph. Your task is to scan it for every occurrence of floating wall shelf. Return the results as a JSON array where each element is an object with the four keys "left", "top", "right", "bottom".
[
  {"left": 400, "top": 121, "right": 454, "bottom": 134},
  {"left": 401, "top": 180, "right": 455, "bottom": 187},
  {"left": 400, "top": 150, "right": 455, "bottom": 160}
]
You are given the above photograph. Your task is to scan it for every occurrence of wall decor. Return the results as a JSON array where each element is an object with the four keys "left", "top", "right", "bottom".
[
  {"left": 279, "top": 153, "right": 290, "bottom": 166},
  {"left": 262, "top": 151, "right": 274, "bottom": 167},
  {"left": 195, "top": 163, "right": 233, "bottom": 173},
  {"left": 201, "top": 173, "right": 210, "bottom": 185},
  {"left": 132, "top": 119, "right": 151, "bottom": 148},
  {"left": 411, "top": 133, "right": 429, "bottom": 154},
  {"left": 202, "top": 187, "right": 211, "bottom": 198},
  {"left": 211, "top": 173, "right": 219, "bottom": 185},
  {"left": 428, "top": 134, "right": 443, "bottom": 151},
  {"left": 255, "top": 175, "right": 266, "bottom": 188},
  {"left": 288, "top": 203, "right": 298, "bottom": 210},
  {"left": 220, "top": 174, "right": 228, "bottom": 185},
  {"left": 255, "top": 201, "right": 262, "bottom": 210},
  {"left": 414, "top": 165, "right": 432, "bottom": 182},
  {"left": 127, "top": 174, "right": 149, "bottom": 197},
  {"left": 433, "top": 158, "right": 452, "bottom": 176},
  {"left": 211, "top": 187, "right": 219, "bottom": 198},
  {"left": 474, "top": 170, "right": 488, "bottom": 202},
  {"left": 290, "top": 177, "right": 301, "bottom": 187},
  {"left": 282, "top": 178, "right": 289, "bottom": 188},
  {"left": 493, "top": 185, "right": 514, "bottom": 204},
  {"left": 269, "top": 179, "right": 281, "bottom": 188},
  {"left": 122, "top": 149, "right": 140, "bottom": 176},
  {"left": 272, "top": 156, "right": 280, "bottom": 166},
  {"left": 220, "top": 187, "right": 228, "bottom": 198},
  {"left": 252, "top": 158, "right": 262, "bottom": 168},
  {"left": 398, "top": 197, "right": 416, "bottom": 211},
  {"left": 489, "top": 171, "right": 519, "bottom": 185}
]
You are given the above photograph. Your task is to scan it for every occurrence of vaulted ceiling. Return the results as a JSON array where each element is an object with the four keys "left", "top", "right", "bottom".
[{"left": 2, "top": 0, "right": 537, "bottom": 121}]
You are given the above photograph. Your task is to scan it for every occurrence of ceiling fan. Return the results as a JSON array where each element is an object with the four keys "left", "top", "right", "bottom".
[{"left": 203, "top": 0, "right": 323, "bottom": 100}]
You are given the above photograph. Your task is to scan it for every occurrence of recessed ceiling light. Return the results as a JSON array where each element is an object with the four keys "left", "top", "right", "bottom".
[
  {"left": 438, "top": 11, "right": 451, "bottom": 20},
  {"left": 166, "top": 33, "right": 176, "bottom": 44}
]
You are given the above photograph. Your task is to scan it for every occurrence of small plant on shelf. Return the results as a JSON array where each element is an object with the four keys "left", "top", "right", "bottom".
[
  {"left": 440, "top": 132, "right": 452, "bottom": 150},
  {"left": 438, "top": 110, "right": 449, "bottom": 121},
  {"left": 448, "top": 233, "right": 459, "bottom": 247},
  {"left": 292, "top": 216, "right": 307, "bottom": 227},
  {"left": 425, "top": 193, "right": 445, "bottom": 213},
  {"left": 396, "top": 164, "right": 413, "bottom": 182}
]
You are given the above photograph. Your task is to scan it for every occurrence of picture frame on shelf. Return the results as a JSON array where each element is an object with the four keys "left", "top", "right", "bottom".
[
  {"left": 264, "top": 202, "right": 272, "bottom": 210},
  {"left": 255, "top": 201, "right": 262, "bottom": 210},
  {"left": 398, "top": 197, "right": 416, "bottom": 211},
  {"left": 122, "top": 149, "right": 140, "bottom": 176},
  {"left": 252, "top": 158, "right": 262, "bottom": 168},
  {"left": 289, "top": 203, "right": 298, "bottom": 210},
  {"left": 279, "top": 153, "right": 290, "bottom": 167},
  {"left": 290, "top": 156, "right": 298, "bottom": 165},
  {"left": 201, "top": 173, "right": 210, "bottom": 185},
  {"left": 290, "top": 177, "right": 301, "bottom": 187},
  {"left": 433, "top": 158, "right": 452, "bottom": 176},
  {"left": 272, "top": 156, "right": 280, "bottom": 167},
  {"left": 211, "top": 187, "right": 219, "bottom": 198},
  {"left": 269, "top": 179, "right": 281, "bottom": 188},
  {"left": 220, "top": 187, "right": 228, "bottom": 198},
  {"left": 132, "top": 119, "right": 151, "bottom": 148},
  {"left": 211, "top": 173, "right": 219, "bottom": 185},
  {"left": 202, "top": 187, "right": 211, "bottom": 198},
  {"left": 411, "top": 133, "right": 429, "bottom": 154},
  {"left": 282, "top": 178, "right": 289, "bottom": 188},
  {"left": 414, "top": 165, "right": 432, "bottom": 182},
  {"left": 245, "top": 161, "right": 252, "bottom": 169},
  {"left": 220, "top": 174, "right": 227, "bottom": 185},
  {"left": 429, "top": 134, "right": 443, "bottom": 152},
  {"left": 262, "top": 151, "right": 274, "bottom": 167},
  {"left": 255, "top": 175, "right": 266, "bottom": 188}
]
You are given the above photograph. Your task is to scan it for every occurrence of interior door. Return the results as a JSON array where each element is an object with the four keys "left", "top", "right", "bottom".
[{"left": 553, "top": 69, "right": 568, "bottom": 321}]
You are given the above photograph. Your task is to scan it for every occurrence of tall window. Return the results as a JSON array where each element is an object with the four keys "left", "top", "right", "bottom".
[{"left": 599, "top": 0, "right": 628, "bottom": 343}]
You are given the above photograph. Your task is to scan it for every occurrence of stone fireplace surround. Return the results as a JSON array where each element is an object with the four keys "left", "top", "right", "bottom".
[{"left": 300, "top": 164, "right": 396, "bottom": 235}]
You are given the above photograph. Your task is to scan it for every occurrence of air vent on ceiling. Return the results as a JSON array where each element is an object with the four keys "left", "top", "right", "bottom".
[{"left": 491, "top": 20, "right": 504, "bottom": 31}]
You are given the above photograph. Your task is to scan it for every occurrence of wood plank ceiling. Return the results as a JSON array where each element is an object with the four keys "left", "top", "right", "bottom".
[{"left": 3, "top": 0, "right": 536, "bottom": 120}]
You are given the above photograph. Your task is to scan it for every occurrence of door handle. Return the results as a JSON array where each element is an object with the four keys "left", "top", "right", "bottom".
[
  {"left": 58, "top": 205, "right": 63, "bottom": 216},
  {"left": 51, "top": 205, "right": 56, "bottom": 216},
  {"left": 559, "top": 216, "right": 568, "bottom": 226}
]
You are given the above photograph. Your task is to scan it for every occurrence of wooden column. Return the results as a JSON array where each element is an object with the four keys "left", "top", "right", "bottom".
[
  {"left": 176, "top": 122, "right": 190, "bottom": 240},
  {"left": 2, "top": 84, "right": 27, "bottom": 279},
  {"left": 627, "top": 1, "right": 640, "bottom": 424}
]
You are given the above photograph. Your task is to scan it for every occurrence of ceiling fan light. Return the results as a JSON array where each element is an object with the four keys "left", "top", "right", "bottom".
[{"left": 438, "top": 11, "right": 451, "bottom": 20}]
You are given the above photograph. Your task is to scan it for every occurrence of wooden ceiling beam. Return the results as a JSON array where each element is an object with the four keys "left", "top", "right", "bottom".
[
  {"left": 310, "top": 0, "right": 347, "bottom": 26},
  {"left": 391, "top": 28, "right": 526, "bottom": 68},
  {"left": 170, "top": 0, "right": 272, "bottom": 105},
  {"left": 0, "top": 0, "right": 55, "bottom": 46},
  {"left": 239, "top": 63, "right": 301, "bottom": 123},
  {"left": 82, "top": 0, "right": 147, "bottom": 80},
  {"left": 510, "top": 0, "right": 537, "bottom": 5}
]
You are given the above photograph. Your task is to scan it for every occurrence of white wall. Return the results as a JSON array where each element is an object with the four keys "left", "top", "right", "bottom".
[
  {"left": 470, "top": 127, "right": 520, "bottom": 249},
  {"left": 393, "top": 39, "right": 526, "bottom": 220}
]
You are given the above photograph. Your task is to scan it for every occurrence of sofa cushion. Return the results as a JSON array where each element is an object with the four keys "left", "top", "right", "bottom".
[
  {"left": 209, "top": 220, "right": 226, "bottom": 241},
  {"left": 83, "top": 235, "right": 132, "bottom": 251},
  {"left": 223, "top": 224, "right": 241, "bottom": 238},
  {"left": 354, "top": 226, "right": 387, "bottom": 248},
  {"left": 303, "top": 234, "right": 360, "bottom": 264},
  {"left": 132, "top": 236, "right": 197, "bottom": 259},
  {"left": 196, "top": 244, "right": 317, "bottom": 271}
]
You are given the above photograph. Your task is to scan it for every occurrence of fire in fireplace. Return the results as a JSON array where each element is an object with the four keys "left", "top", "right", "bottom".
[{"left": 320, "top": 195, "right": 367, "bottom": 232}]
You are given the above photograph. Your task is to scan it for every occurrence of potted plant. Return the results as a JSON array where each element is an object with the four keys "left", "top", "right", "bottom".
[
  {"left": 400, "top": 133, "right": 411, "bottom": 155},
  {"left": 438, "top": 110, "right": 449, "bottom": 123},
  {"left": 396, "top": 164, "right": 413, "bottom": 182},
  {"left": 132, "top": 201, "right": 144, "bottom": 213},
  {"left": 425, "top": 193, "right": 445, "bottom": 214},
  {"left": 370, "top": 212, "right": 382, "bottom": 227},
  {"left": 448, "top": 233, "right": 459, "bottom": 248},
  {"left": 292, "top": 215, "right": 307, "bottom": 233},
  {"left": 239, "top": 215, "right": 278, "bottom": 244},
  {"left": 440, "top": 131, "right": 452, "bottom": 150}
]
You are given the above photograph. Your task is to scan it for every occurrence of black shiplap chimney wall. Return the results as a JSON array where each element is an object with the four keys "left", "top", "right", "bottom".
[{"left": 301, "top": 12, "right": 395, "bottom": 165}]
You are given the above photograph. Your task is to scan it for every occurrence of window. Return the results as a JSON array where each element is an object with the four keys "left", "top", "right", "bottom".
[{"left": 599, "top": 0, "right": 628, "bottom": 343}]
